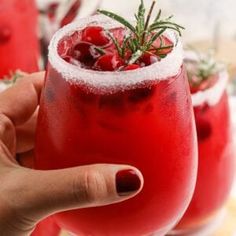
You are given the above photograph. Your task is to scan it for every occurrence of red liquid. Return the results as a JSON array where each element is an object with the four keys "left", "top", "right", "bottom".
[
  {"left": 176, "top": 83, "right": 235, "bottom": 230},
  {"left": 0, "top": 0, "right": 40, "bottom": 78},
  {"left": 31, "top": 217, "right": 60, "bottom": 236},
  {"left": 35, "top": 63, "right": 197, "bottom": 235}
]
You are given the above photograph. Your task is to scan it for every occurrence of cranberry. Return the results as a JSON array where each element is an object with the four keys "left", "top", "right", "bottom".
[
  {"left": 0, "top": 25, "right": 11, "bottom": 44},
  {"left": 196, "top": 118, "right": 212, "bottom": 141},
  {"left": 94, "top": 54, "right": 125, "bottom": 71},
  {"left": 128, "top": 87, "right": 155, "bottom": 103},
  {"left": 139, "top": 52, "right": 159, "bottom": 66},
  {"left": 124, "top": 64, "right": 141, "bottom": 71},
  {"left": 82, "top": 26, "right": 110, "bottom": 46},
  {"left": 151, "top": 36, "right": 174, "bottom": 56},
  {"left": 72, "top": 42, "right": 94, "bottom": 63}
]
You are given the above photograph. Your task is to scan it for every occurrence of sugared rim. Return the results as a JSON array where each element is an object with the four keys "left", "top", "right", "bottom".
[
  {"left": 185, "top": 51, "right": 228, "bottom": 107},
  {"left": 191, "top": 69, "right": 228, "bottom": 107},
  {"left": 48, "top": 15, "right": 183, "bottom": 94}
]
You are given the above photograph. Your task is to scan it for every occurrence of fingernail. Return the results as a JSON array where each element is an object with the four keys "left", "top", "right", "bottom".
[{"left": 116, "top": 169, "right": 141, "bottom": 196}]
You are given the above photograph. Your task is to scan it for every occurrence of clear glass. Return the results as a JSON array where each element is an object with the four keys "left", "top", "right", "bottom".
[
  {"left": 31, "top": 217, "right": 61, "bottom": 236},
  {"left": 35, "top": 16, "right": 198, "bottom": 236},
  {"left": 171, "top": 71, "right": 235, "bottom": 235},
  {"left": 0, "top": 0, "right": 40, "bottom": 78}
]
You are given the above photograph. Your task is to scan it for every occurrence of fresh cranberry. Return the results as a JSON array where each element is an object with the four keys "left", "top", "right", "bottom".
[
  {"left": 82, "top": 26, "right": 110, "bottom": 46},
  {"left": 139, "top": 52, "right": 159, "bottom": 66},
  {"left": 94, "top": 54, "right": 125, "bottom": 71},
  {"left": 0, "top": 25, "right": 11, "bottom": 44},
  {"left": 124, "top": 64, "right": 141, "bottom": 71},
  {"left": 151, "top": 35, "right": 174, "bottom": 56},
  {"left": 72, "top": 42, "right": 94, "bottom": 62}
]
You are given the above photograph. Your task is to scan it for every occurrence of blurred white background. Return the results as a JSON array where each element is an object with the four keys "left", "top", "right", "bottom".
[{"left": 101, "top": 0, "right": 236, "bottom": 43}]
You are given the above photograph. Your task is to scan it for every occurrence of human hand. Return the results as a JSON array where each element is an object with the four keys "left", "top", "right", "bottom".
[{"left": 0, "top": 72, "right": 143, "bottom": 236}]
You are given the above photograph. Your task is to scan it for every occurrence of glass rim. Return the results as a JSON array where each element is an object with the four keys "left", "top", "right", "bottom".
[
  {"left": 48, "top": 14, "right": 183, "bottom": 94},
  {"left": 191, "top": 69, "right": 228, "bottom": 107},
  {"left": 185, "top": 50, "right": 228, "bottom": 107}
]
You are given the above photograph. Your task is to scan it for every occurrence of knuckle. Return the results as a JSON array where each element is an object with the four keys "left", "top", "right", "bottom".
[
  {"left": 72, "top": 168, "right": 108, "bottom": 205},
  {"left": 0, "top": 114, "right": 13, "bottom": 134}
]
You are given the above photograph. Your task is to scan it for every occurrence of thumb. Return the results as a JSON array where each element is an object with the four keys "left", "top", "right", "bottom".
[{"left": 12, "top": 164, "right": 143, "bottom": 223}]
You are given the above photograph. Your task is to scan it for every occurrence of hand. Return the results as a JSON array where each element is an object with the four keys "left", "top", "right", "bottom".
[{"left": 0, "top": 72, "right": 143, "bottom": 236}]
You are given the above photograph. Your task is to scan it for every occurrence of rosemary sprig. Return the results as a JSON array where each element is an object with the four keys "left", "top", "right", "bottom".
[
  {"left": 97, "top": 0, "right": 184, "bottom": 64},
  {"left": 185, "top": 49, "right": 225, "bottom": 87}
]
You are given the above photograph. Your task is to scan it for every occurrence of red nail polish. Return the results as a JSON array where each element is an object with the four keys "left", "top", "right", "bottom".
[{"left": 116, "top": 169, "right": 141, "bottom": 196}]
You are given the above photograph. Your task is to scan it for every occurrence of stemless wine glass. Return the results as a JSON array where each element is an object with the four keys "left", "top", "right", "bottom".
[
  {"left": 170, "top": 60, "right": 235, "bottom": 235},
  {"left": 0, "top": 0, "right": 40, "bottom": 79},
  {"left": 35, "top": 15, "right": 198, "bottom": 236}
]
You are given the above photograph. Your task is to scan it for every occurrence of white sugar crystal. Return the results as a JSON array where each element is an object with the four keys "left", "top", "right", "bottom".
[{"left": 49, "top": 15, "right": 183, "bottom": 94}]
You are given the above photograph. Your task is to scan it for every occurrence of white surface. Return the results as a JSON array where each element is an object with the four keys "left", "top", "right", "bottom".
[{"left": 49, "top": 15, "right": 183, "bottom": 94}]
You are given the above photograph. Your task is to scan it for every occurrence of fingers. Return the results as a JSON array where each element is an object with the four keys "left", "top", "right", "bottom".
[
  {"left": 16, "top": 150, "right": 35, "bottom": 169},
  {"left": 0, "top": 72, "right": 44, "bottom": 127},
  {"left": 16, "top": 109, "right": 38, "bottom": 154},
  {"left": 7, "top": 164, "right": 143, "bottom": 222}
]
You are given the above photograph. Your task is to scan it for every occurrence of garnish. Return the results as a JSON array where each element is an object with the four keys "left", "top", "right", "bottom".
[
  {"left": 185, "top": 49, "right": 225, "bottom": 88},
  {"left": 97, "top": 0, "right": 184, "bottom": 64}
]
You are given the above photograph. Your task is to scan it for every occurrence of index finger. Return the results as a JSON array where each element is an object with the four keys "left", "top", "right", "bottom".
[{"left": 0, "top": 72, "right": 45, "bottom": 126}]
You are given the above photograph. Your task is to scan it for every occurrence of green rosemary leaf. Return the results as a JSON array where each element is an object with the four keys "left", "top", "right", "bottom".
[
  {"left": 97, "top": 10, "right": 136, "bottom": 33},
  {"left": 127, "top": 39, "right": 136, "bottom": 53},
  {"left": 150, "top": 25, "right": 182, "bottom": 36},
  {"left": 165, "top": 15, "right": 174, "bottom": 21},
  {"left": 136, "top": 0, "right": 146, "bottom": 40},
  {"left": 150, "top": 21, "right": 185, "bottom": 31},
  {"left": 106, "top": 31, "right": 122, "bottom": 57},
  {"left": 94, "top": 47, "right": 105, "bottom": 55},
  {"left": 154, "top": 9, "right": 162, "bottom": 23},
  {"left": 157, "top": 45, "right": 174, "bottom": 51},
  {"left": 145, "top": 28, "right": 167, "bottom": 50},
  {"left": 97, "top": 0, "right": 184, "bottom": 63},
  {"left": 142, "top": 0, "right": 157, "bottom": 44},
  {"left": 121, "top": 35, "right": 132, "bottom": 58}
]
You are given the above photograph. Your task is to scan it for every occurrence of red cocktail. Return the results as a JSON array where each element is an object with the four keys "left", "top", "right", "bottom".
[
  {"left": 0, "top": 0, "right": 40, "bottom": 79},
  {"left": 35, "top": 7, "right": 197, "bottom": 236},
  {"left": 171, "top": 52, "right": 235, "bottom": 235},
  {"left": 31, "top": 217, "right": 60, "bottom": 236}
]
